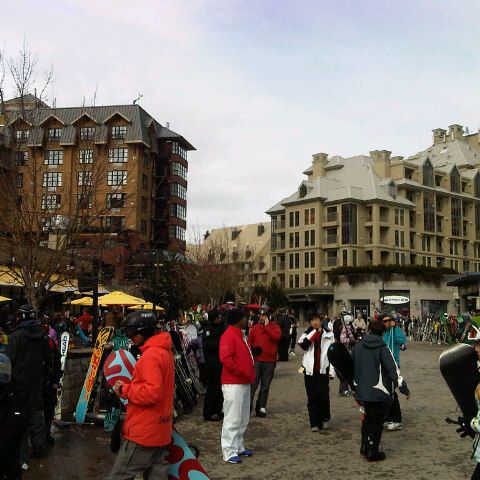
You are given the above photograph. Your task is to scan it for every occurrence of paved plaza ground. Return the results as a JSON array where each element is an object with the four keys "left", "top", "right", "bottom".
[{"left": 26, "top": 341, "right": 473, "bottom": 479}]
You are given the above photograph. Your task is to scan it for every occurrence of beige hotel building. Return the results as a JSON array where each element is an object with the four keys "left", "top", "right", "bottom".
[{"left": 267, "top": 124, "right": 480, "bottom": 319}]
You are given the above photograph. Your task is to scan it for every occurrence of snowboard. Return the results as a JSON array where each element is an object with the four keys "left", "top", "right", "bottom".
[
  {"left": 327, "top": 341, "right": 355, "bottom": 390},
  {"left": 439, "top": 343, "right": 480, "bottom": 421},
  {"left": 54, "top": 331, "right": 70, "bottom": 420},
  {"left": 75, "top": 326, "right": 114, "bottom": 424},
  {"left": 104, "top": 348, "right": 210, "bottom": 479}
]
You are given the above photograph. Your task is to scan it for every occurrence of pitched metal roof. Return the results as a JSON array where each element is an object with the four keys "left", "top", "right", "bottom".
[{"left": 4, "top": 103, "right": 195, "bottom": 151}]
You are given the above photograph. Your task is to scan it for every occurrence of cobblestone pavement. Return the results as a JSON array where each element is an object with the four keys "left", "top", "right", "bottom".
[{"left": 26, "top": 342, "right": 473, "bottom": 479}]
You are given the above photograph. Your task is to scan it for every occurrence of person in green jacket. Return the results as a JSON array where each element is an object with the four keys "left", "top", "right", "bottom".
[{"left": 382, "top": 315, "right": 407, "bottom": 431}]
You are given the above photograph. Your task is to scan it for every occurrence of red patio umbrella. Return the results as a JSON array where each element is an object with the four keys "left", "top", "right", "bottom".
[{"left": 243, "top": 303, "right": 263, "bottom": 310}]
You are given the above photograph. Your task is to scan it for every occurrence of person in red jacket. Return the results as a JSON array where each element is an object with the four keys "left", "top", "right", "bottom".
[
  {"left": 108, "top": 310, "right": 174, "bottom": 479},
  {"left": 219, "top": 308, "right": 255, "bottom": 464},
  {"left": 74, "top": 308, "right": 93, "bottom": 335},
  {"left": 248, "top": 308, "right": 281, "bottom": 418}
]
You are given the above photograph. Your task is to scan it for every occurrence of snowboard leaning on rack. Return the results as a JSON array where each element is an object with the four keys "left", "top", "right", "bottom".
[
  {"left": 75, "top": 326, "right": 114, "bottom": 424},
  {"left": 54, "top": 331, "right": 70, "bottom": 420}
]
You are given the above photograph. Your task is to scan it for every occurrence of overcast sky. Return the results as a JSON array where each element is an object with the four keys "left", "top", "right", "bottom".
[{"left": 3, "top": 0, "right": 480, "bottom": 239}]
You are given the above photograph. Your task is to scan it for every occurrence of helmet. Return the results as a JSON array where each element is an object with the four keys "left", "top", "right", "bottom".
[
  {"left": 18, "top": 304, "right": 36, "bottom": 321},
  {"left": 123, "top": 310, "right": 158, "bottom": 338}
]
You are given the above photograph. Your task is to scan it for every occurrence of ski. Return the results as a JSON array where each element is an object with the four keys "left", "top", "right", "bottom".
[{"left": 54, "top": 331, "right": 70, "bottom": 420}]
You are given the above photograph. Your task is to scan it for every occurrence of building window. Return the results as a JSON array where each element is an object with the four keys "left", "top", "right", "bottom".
[
  {"left": 326, "top": 206, "right": 337, "bottom": 222},
  {"left": 43, "top": 172, "right": 62, "bottom": 187},
  {"left": 172, "top": 142, "right": 188, "bottom": 160},
  {"left": 15, "top": 129, "right": 30, "bottom": 141},
  {"left": 41, "top": 194, "right": 61, "bottom": 210},
  {"left": 16, "top": 173, "right": 23, "bottom": 188},
  {"left": 450, "top": 167, "right": 461, "bottom": 193},
  {"left": 142, "top": 174, "right": 148, "bottom": 191},
  {"left": 107, "top": 170, "right": 127, "bottom": 186},
  {"left": 141, "top": 196, "right": 148, "bottom": 213},
  {"left": 80, "top": 127, "right": 95, "bottom": 141},
  {"left": 172, "top": 162, "right": 188, "bottom": 180},
  {"left": 141, "top": 219, "right": 147, "bottom": 235},
  {"left": 111, "top": 125, "right": 127, "bottom": 139},
  {"left": 341, "top": 204, "right": 357, "bottom": 244},
  {"left": 78, "top": 193, "right": 92, "bottom": 209},
  {"left": 352, "top": 249, "right": 357, "bottom": 266},
  {"left": 423, "top": 192, "right": 435, "bottom": 232},
  {"left": 171, "top": 183, "right": 187, "bottom": 200},
  {"left": 476, "top": 205, "right": 480, "bottom": 240},
  {"left": 289, "top": 253, "right": 300, "bottom": 269},
  {"left": 394, "top": 230, "right": 405, "bottom": 248},
  {"left": 79, "top": 149, "right": 93, "bottom": 163},
  {"left": 77, "top": 171, "right": 92, "bottom": 186},
  {"left": 107, "top": 193, "right": 126, "bottom": 208},
  {"left": 169, "top": 225, "right": 186, "bottom": 241},
  {"left": 170, "top": 203, "right": 186, "bottom": 220},
  {"left": 475, "top": 175, "right": 480, "bottom": 198},
  {"left": 423, "top": 159, "right": 434, "bottom": 187},
  {"left": 394, "top": 208, "right": 405, "bottom": 226},
  {"left": 289, "top": 211, "right": 300, "bottom": 227},
  {"left": 304, "top": 251, "right": 315, "bottom": 268},
  {"left": 47, "top": 128, "right": 62, "bottom": 141},
  {"left": 15, "top": 151, "right": 28, "bottom": 166},
  {"left": 44, "top": 150, "right": 63, "bottom": 165},
  {"left": 104, "top": 216, "right": 125, "bottom": 229},
  {"left": 304, "top": 209, "right": 310, "bottom": 225},
  {"left": 342, "top": 249, "right": 348, "bottom": 266},
  {"left": 326, "top": 250, "right": 337, "bottom": 267},
  {"left": 109, "top": 148, "right": 128, "bottom": 163},
  {"left": 451, "top": 197, "right": 462, "bottom": 236}
]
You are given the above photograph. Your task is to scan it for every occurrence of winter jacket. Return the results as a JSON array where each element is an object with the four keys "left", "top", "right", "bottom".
[
  {"left": 383, "top": 326, "right": 407, "bottom": 366},
  {"left": 120, "top": 332, "right": 174, "bottom": 447},
  {"left": 202, "top": 320, "right": 225, "bottom": 368},
  {"left": 6, "top": 320, "right": 49, "bottom": 393},
  {"left": 340, "top": 325, "right": 356, "bottom": 347},
  {"left": 219, "top": 326, "right": 255, "bottom": 384},
  {"left": 352, "top": 333, "right": 406, "bottom": 402},
  {"left": 298, "top": 327, "right": 335, "bottom": 376},
  {"left": 248, "top": 321, "right": 281, "bottom": 363},
  {"left": 276, "top": 314, "right": 292, "bottom": 339}
]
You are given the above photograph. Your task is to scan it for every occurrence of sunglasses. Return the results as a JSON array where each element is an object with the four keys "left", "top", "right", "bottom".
[{"left": 382, "top": 319, "right": 392, "bottom": 323}]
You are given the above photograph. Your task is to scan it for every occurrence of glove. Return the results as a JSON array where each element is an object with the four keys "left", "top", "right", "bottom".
[
  {"left": 400, "top": 344, "right": 407, "bottom": 351},
  {"left": 251, "top": 347, "right": 263, "bottom": 357},
  {"left": 456, "top": 417, "right": 475, "bottom": 439},
  {"left": 398, "top": 382, "right": 410, "bottom": 397}
]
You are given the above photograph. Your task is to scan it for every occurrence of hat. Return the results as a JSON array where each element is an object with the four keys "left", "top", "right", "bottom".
[
  {"left": 259, "top": 308, "right": 268, "bottom": 316},
  {"left": 0, "top": 353, "right": 11, "bottom": 384},
  {"left": 227, "top": 308, "right": 245, "bottom": 325}
]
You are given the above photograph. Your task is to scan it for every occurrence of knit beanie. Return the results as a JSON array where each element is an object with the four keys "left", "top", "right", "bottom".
[{"left": 227, "top": 308, "right": 245, "bottom": 326}]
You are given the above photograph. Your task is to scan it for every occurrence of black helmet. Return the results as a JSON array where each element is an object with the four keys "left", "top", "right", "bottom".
[
  {"left": 123, "top": 310, "right": 158, "bottom": 338},
  {"left": 18, "top": 305, "right": 36, "bottom": 321}
]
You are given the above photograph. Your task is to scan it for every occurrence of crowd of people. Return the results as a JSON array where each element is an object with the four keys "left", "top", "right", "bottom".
[{"left": 4, "top": 301, "right": 480, "bottom": 478}]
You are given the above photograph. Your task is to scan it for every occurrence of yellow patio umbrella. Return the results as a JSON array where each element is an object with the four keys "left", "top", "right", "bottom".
[
  {"left": 0, "top": 296, "right": 12, "bottom": 302},
  {"left": 128, "top": 302, "right": 164, "bottom": 311},
  {"left": 69, "top": 296, "right": 94, "bottom": 306},
  {"left": 97, "top": 290, "right": 146, "bottom": 306}
]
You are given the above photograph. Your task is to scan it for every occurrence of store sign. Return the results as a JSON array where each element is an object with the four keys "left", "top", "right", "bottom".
[{"left": 381, "top": 295, "right": 410, "bottom": 305}]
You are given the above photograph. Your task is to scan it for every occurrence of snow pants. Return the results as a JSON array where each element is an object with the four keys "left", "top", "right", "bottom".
[
  {"left": 108, "top": 440, "right": 168, "bottom": 479},
  {"left": 221, "top": 384, "right": 250, "bottom": 461}
]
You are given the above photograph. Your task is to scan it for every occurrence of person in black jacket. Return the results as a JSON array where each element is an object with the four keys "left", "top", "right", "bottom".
[
  {"left": 6, "top": 305, "right": 50, "bottom": 459},
  {"left": 202, "top": 309, "right": 225, "bottom": 421},
  {"left": 0, "top": 353, "right": 31, "bottom": 480},
  {"left": 351, "top": 319, "right": 410, "bottom": 462},
  {"left": 276, "top": 312, "right": 291, "bottom": 362}
]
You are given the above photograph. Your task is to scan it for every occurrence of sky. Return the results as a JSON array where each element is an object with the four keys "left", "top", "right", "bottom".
[{"left": 2, "top": 0, "right": 480, "bottom": 239}]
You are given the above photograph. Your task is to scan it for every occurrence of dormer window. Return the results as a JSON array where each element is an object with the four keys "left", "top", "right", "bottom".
[
  {"left": 299, "top": 184, "right": 307, "bottom": 198},
  {"left": 475, "top": 174, "right": 480, "bottom": 198},
  {"left": 388, "top": 182, "right": 397, "bottom": 198},
  {"left": 111, "top": 125, "right": 127, "bottom": 139},
  {"left": 15, "top": 129, "right": 30, "bottom": 142},
  {"left": 48, "top": 128, "right": 62, "bottom": 141},
  {"left": 423, "top": 159, "right": 434, "bottom": 187},
  {"left": 450, "top": 167, "right": 461, "bottom": 193},
  {"left": 80, "top": 127, "right": 95, "bottom": 141}
]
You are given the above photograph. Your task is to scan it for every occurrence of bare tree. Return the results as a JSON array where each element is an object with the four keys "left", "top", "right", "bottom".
[
  {"left": 0, "top": 45, "right": 133, "bottom": 309},
  {"left": 184, "top": 227, "right": 255, "bottom": 306}
]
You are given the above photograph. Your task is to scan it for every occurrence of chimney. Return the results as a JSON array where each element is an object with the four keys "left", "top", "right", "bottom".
[
  {"left": 448, "top": 124, "right": 464, "bottom": 140},
  {"left": 257, "top": 223, "right": 265, "bottom": 236},
  {"left": 311, "top": 152, "right": 328, "bottom": 178},
  {"left": 370, "top": 150, "right": 392, "bottom": 178},
  {"left": 432, "top": 128, "right": 447, "bottom": 144}
]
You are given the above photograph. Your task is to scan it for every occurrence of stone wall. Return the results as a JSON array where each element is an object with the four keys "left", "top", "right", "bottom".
[{"left": 59, "top": 348, "right": 92, "bottom": 419}]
